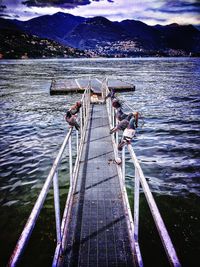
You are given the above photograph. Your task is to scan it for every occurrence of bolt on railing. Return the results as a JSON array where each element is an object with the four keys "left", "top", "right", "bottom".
[
  {"left": 8, "top": 85, "right": 91, "bottom": 267},
  {"left": 104, "top": 81, "right": 181, "bottom": 267}
]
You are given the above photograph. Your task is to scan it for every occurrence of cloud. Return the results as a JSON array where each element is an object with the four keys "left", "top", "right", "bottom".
[
  {"left": 22, "top": 0, "right": 88, "bottom": 8},
  {"left": 0, "top": 13, "right": 11, "bottom": 17},
  {"left": 147, "top": 0, "right": 200, "bottom": 14},
  {"left": 135, "top": 16, "right": 167, "bottom": 23},
  {"left": 22, "top": 0, "right": 113, "bottom": 9}
]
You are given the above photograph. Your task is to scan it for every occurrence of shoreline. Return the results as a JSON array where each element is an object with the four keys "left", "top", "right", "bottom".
[{"left": 0, "top": 56, "right": 200, "bottom": 61}]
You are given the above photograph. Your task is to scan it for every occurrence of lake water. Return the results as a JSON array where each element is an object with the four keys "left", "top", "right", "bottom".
[{"left": 0, "top": 58, "right": 200, "bottom": 266}]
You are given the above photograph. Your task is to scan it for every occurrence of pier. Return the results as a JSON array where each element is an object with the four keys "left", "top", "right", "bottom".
[
  {"left": 8, "top": 80, "right": 181, "bottom": 267},
  {"left": 60, "top": 103, "right": 134, "bottom": 267}
]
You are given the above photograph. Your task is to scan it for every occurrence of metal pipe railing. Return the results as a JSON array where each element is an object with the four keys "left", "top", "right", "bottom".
[
  {"left": 52, "top": 84, "right": 91, "bottom": 266},
  {"left": 105, "top": 83, "right": 181, "bottom": 267},
  {"left": 68, "top": 134, "right": 73, "bottom": 186},
  {"left": 53, "top": 170, "right": 62, "bottom": 245},
  {"left": 134, "top": 168, "right": 140, "bottom": 242},
  {"left": 122, "top": 146, "right": 125, "bottom": 181},
  {"left": 128, "top": 145, "right": 181, "bottom": 266},
  {"left": 8, "top": 128, "right": 72, "bottom": 267},
  {"left": 76, "top": 130, "right": 79, "bottom": 156},
  {"left": 105, "top": 86, "right": 143, "bottom": 266},
  {"left": 8, "top": 84, "right": 91, "bottom": 267}
]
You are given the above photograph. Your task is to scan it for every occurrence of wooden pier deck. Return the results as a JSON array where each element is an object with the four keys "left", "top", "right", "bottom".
[{"left": 61, "top": 104, "right": 134, "bottom": 267}]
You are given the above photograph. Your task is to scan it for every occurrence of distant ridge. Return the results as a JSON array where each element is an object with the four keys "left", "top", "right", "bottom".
[
  {"left": 0, "top": 16, "right": 88, "bottom": 59},
  {"left": 64, "top": 16, "right": 130, "bottom": 49},
  {"left": 14, "top": 12, "right": 85, "bottom": 43},
  {"left": 0, "top": 12, "right": 200, "bottom": 58}
]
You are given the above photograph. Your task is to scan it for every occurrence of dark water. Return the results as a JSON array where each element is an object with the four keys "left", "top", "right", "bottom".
[{"left": 0, "top": 58, "right": 200, "bottom": 266}]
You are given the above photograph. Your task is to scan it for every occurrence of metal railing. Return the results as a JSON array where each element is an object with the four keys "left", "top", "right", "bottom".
[
  {"left": 104, "top": 81, "right": 181, "bottom": 267},
  {"left": 8, "top": 85, "right": 91, "bottom": 267}
]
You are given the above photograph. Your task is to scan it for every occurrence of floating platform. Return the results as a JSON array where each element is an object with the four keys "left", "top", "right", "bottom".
[
  {"left": 50, "top": 79, "right": 84, "bottom": 95},
  {"left": 107, "top": 79, "right": 135, "bottom": 92},
  {"left": 50, "top": 78, "right": 135, "bottom": 95}
]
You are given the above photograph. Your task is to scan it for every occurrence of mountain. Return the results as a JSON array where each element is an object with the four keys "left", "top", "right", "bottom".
[
  {"left": 0, "top": 12, "right": 200, "bottom": 57},
  {"left": 154, "top": 23, "right": 200, "bottom": 53},
  {"left": 63, "top": 16, "right": 130, "bottom": 49},
  {"left": 63, "top": 16, "right": 200, "bottom": 55},
  {"left": 0, "top": 17, "right": 21, "bottom": 31},
  {"left": 0, "top": 27, "right": 87, "bottom": 59},
  {"left": 117, "top": 19, "right": 163, "bottom": 50},
  {"left": 14, "top": 12, "right": 85, "bottom": 43}
]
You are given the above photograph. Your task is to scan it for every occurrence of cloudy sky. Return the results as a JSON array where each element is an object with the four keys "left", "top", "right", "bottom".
[{"left": 0, "top": 0, "right": 200, "bottom": 26}]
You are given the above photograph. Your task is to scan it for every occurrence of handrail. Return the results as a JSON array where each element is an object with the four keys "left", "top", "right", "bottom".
[
  {"left": 53, "top": 84, "right": 91, "bottom": 266},
  {"left": 8, "top": 84, "right": 91, "bottom": 267},
  {"left": 127, "top": 145, "right": 181, "bottom": 266},
  {"left": 105, "top": 83, "right": 181, "bottom": 266},
  {"left": 8, "top": 128, "right": 72, "bottom": 267}
]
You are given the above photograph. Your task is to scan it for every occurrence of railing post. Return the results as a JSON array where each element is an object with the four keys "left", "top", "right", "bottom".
[
  {"left": 110, "top": 100, "right": 112, "bottom": 125},
  {"left": 134, "top": 167, "right": 140, "bottom": 242},
  {"left": 115, "top": 116, "right": 118, "bottom": 146},
  {"left": 82, "top": 99, "right": 85, "bottom": 123},
  {"left": 85, "top": 94, "right": 87, "bottom": 118},
  {"left": 122, "top": 146, "right": 125, "bottom": 182},
  {"left": 109, "top": 100, "right": 112, "bottom": 125},
  {"left": 53, "top": 170, "right": 62, "bottom": 246},
  {"left": 112, "top": 106, "right": 115, "bottom": 129},
  {"left": 85, "top": 88, "right": 88, "bottom": 115},
  {"left": 88, "top": 87, "right": 90, "bottom": 113},
  {"left": 76, "top": 130, "right": 79, "bottom": 156},
  {"left": 80, "top": 108, "right": 83, "bottom": 135},
  {"left": 68, "top": 134, "right": 73, "bottom": 186}
]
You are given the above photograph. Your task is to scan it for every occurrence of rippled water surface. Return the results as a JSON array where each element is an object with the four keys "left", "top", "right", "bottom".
[{"left": 0, "top": 58, "right": 200, "bottom": 266}]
